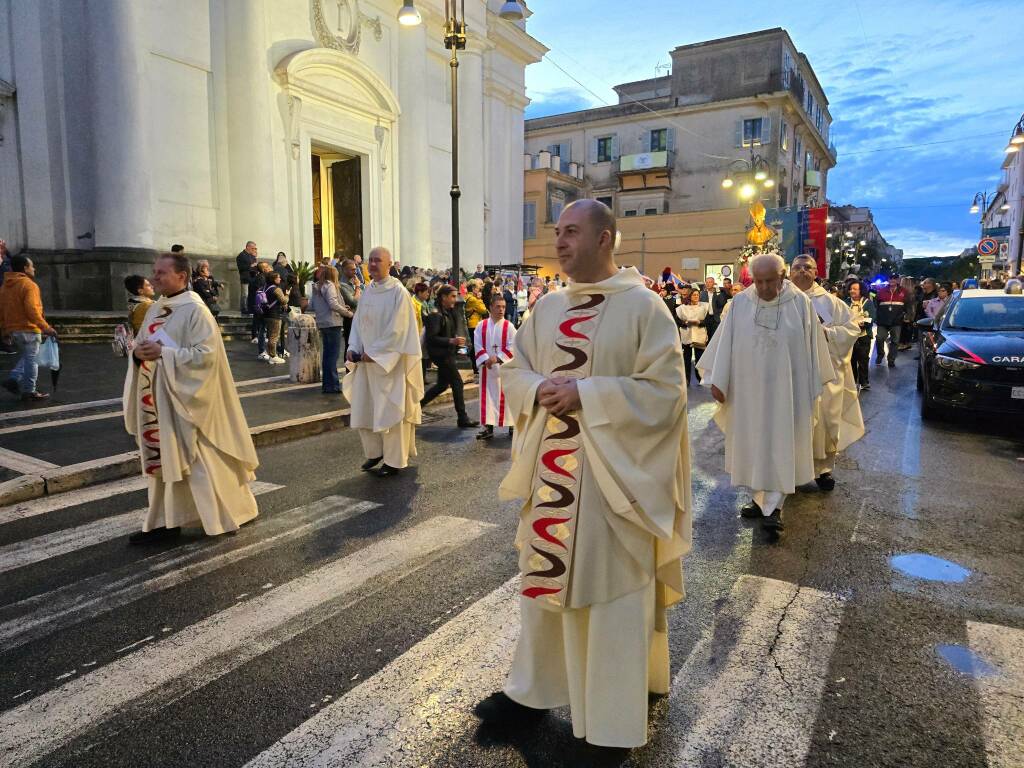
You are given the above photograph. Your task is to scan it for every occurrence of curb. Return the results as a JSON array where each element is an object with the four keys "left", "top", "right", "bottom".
[{"left": 0, "top": 383, "right": 478, "bottom": 508}]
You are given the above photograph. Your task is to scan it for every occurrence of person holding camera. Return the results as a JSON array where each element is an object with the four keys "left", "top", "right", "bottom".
[{"left": 421, "top": 285, "right": 478, "bottom": 429}]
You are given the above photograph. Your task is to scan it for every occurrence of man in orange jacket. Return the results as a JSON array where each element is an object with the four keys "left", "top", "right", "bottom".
[{"left": 0, "top": 255, "right": 58, "bottom": 401}]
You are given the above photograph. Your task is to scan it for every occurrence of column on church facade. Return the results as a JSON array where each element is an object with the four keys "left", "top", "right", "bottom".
[
  {"left": 223, "top": 0, "right": 277, "bottom": 253},
  {"left": 86, "top": 0, "right": 153, "bottom": 248},
  {"left": 457, "top": 42, "right": 487, "bottom": 272},
  {"left": 396, "top": 19, "right": 433, "bottom": 269}
]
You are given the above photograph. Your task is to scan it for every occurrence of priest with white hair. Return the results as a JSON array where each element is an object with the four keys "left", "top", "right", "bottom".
[
  {"left": 789, "top": 254, "right": 864, "bottom": 490},
  {"left": 697, "top": 253, "right": 834, "bottom": 537}
]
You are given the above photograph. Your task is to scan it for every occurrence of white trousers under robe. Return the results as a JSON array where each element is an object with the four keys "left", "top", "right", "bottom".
[
  {"left": 814, "top": 456, "right": 835, "bottom": 476},
  {"left": 144, "top": 434, "right": 258, "bottom": 536},
  {"left": 358, "top": 423, "right": 415, "bottom": 469},
  {"left": 504, "top": 580, "right": 668, "bottom": 748},
  {"left": 753, "top": 490, "right": 787, "bottom": 515}
]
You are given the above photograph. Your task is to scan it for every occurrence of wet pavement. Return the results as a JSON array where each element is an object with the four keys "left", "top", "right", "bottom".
[{"left": 0, "top": 346, "right": 1022, "bottom": 767}]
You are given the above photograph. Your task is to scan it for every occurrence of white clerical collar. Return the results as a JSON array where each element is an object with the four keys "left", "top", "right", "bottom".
[{"left": 564, "top": 266, "right": 643, "bottom": 295}]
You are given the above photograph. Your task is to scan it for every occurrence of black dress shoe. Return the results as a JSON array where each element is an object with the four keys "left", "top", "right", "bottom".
[
  {"left": 473, "top": 692, "right": 547, "bottom": 724},
  {"left": 740, "top": 500, "right": 763, "bottom": 518},
  {"left": 128, "top": 527, "right": 181, "bottom": 545},
  {"left": 476, "top": 426, "right": 494, "bottom": 440},
  {"left": 815, "top": 472, "right": 836, "bottom": 491},
  {"left": 763, "top": 510, "right": 784, "bottom": 536},
  {"left": 888, "top": 361, "right": 896, "bottom": 368},
  {"left": 361, "top": 456, "right": 383, "bottom": 472},
  {"left": 457, "top": 418, "right": 479, "bottom": 429},
  {"left": 374, "top": 464, "right": 400, "bottom": 477}
]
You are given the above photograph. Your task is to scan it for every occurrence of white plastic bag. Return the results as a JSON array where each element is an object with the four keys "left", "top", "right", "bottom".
[{"left": 38, "top": 337, "right": 60, "bottom": 370}]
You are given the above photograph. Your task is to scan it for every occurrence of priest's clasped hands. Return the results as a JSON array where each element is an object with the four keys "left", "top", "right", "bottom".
[
  {"left": 536, "top": 377, "right": 581, "bottom": 417},
  {"left": 133, "top": 341, "right": 164, "bottom": 361}
]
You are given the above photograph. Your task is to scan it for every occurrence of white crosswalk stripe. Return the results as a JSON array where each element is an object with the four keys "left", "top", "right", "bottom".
[
  {"left": 0, "top": 515, "right": 495, "bottom": 767},
  {"left": 0, "top": 481, "right": 282, "bottom": 574},
  {"left": 0, "top": 494, "right": 378, "bottom": 651},
  {"left": 666, "top": 576, "right": 845, "bottom": 767},
  {"left": 245, "top": 578, "right": 521, "bottom": 768},
  {"left": 0, "top": 476, "right": 148, "bottom": 527}
]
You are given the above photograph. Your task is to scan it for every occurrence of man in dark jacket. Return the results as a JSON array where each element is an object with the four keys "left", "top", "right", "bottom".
[
  {"left": 873, "top": 275, "right": 906, "bottom": 367},
  {"left": 235, "top": 241, "right": 258, "bottom": 314},
  {"left": 420, "top": 285, "right": 478, "bottom": 428}
]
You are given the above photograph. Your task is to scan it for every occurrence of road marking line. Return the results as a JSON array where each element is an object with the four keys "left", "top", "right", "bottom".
[
  {"left": 0, "top": 476, "right": 148, "bottom": 526},
  {"left": 967, "top": 620, "right": 1024, "bottom": 767},
  {"left": 0, "top": 374, "right": 289, "bottom": 424},
  {"left": 0, "top": 382, "right": 325, "bottom": 436},
  {"left": 0, "top": 496, "right": 378, "bottom": 652},
  {"left": 666, "top": 575, "right": 845, "bottom": 767},
  {"left": 0, "top": 515, "right": 495, "bottom": 767},
  {"left": 244, "top": 577, "right": 522, "bottom": 768},
  {"left": 0, "top": 447, "right": 59, "bottom": 474},
  {"left": 0, "top": 481, "right": 281, "bottom": 575},
  {"left": 115, "top": 635, "right": 154, "bottom": 654}
]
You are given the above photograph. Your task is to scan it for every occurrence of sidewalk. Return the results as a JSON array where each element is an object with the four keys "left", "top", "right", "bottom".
[{"left": 0, "top": 341, "right": 476, "bottom": 506}]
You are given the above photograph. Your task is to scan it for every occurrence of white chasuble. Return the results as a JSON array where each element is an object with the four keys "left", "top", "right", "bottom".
[
  {"left": 123, "top": 292, "right": 259, "bottom": 535},
  {"left": 806, "top": 284, "right": 865, "bottom": 460},
  {"left": 697, "top": 282, "right": 836, "bottom": 494},
  {"left": 343, "top": 276, "right": 425, "bottom": 435},
  {"left": 474, "top": 318, "right": 516, "bottom": 427},
  {"left": 499, "top": 267, "right": 692, "bottom": 611}
]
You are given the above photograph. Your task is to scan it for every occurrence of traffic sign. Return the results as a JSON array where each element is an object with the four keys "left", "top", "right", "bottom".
[{"left": 978, "top": 238, "right": 998, "bottom": 256}]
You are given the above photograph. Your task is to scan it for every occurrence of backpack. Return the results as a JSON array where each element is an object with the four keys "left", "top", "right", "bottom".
[{"left": 253, "top": 286, "right": 272, "bottom": 316}]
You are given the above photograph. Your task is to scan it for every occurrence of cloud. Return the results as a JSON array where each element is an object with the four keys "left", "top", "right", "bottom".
[
  {"left": 847, "top": 67, "right": 892, "bottom": 79},
  {"left": 525, "top": 87, "right": 598, "bottom": 119},
  {"left": 883, "top": 227, "right": 975, "bottom": 260}
]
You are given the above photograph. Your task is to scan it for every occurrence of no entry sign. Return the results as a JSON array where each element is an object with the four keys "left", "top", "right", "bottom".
[{"left": 978, "top": 238, "right": 998, "bottom": 256}]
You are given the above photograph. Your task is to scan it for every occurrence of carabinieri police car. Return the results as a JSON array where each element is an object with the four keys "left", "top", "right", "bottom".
[{"left": 917, "top": 285, "right": 1024, "bottom": 420}]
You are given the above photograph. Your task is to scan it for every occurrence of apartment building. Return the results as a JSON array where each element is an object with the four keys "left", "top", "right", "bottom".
[{"left": 523, "top": 28, "right": 836, "bottom": 230}]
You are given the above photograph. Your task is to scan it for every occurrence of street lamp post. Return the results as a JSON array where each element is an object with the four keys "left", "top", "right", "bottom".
[
  {"left": 721, "top": 152, "right": 775, "bottom": 202},
  {"left": 399, "top": 1, "right": 525, "bottom": 288},
  {"left": 969, "top": 191, "right": 991, "bottom": 238}
]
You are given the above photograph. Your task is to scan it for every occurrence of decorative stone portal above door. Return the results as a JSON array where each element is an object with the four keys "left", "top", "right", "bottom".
[{"left": 311, "top": 0, "right": 383, "bottom": 55}]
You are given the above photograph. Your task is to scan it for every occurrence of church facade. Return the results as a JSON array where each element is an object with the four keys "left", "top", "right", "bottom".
[{"left": 0, "top": 0, "right": 545, "bottom": 310}]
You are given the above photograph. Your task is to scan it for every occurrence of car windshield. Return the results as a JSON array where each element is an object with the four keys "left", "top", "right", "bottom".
[{"left": 945, "top": 297, "right": 1024, "bottom": 331}]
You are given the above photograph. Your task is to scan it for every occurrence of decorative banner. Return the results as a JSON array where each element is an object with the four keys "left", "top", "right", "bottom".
[
  {"left": 806, "top": 205, "right": 829, "bottom": 276},
  {"left": 766, "top": 206, "right": 800, "bottom": 262}
]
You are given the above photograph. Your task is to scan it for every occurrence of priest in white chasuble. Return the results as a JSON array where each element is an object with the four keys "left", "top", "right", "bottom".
[
  {"left": 124, "top": 253, "right": 259, "bottom": 544},
  {"left": 790, "top": 255, "right": 865, "bottom": 490},
  {"left": 343, "top": 247, "right": 424, "bottom": 478},
  {"left": 697, "top": 253, "right": 835, "bottom": 539},
  {"left": 474, "top": 200, "right": 692, "bottom": 749},
  {"left": 474, "top": 294, "right": 516, "bottom": 440}
]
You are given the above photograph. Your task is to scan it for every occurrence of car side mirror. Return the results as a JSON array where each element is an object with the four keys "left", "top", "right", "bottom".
[{"left": 915, "top": 317, "right": 933, "bottom": 329}]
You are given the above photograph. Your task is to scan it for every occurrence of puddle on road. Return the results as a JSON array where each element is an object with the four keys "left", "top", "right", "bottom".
[
  {"left": 888, "top": 553, "right": 971, "bottom": 583},
  {"left": 936, "top": 644, "right": 999, "bottom": 678}
]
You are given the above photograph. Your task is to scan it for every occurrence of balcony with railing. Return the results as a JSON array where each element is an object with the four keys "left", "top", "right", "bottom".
[{"left": 616, "top": 150, "right": 675, "bottom": 174}]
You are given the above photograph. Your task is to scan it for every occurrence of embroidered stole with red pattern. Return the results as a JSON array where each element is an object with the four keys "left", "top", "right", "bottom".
[
  {"left": 521, "top": 293, "right": 606, "bottom": 608},
  {"left": 138, "top": 306, "right": 173, "bottom": 478}
]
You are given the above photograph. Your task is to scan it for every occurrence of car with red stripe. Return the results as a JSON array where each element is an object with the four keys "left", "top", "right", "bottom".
[{"left": 916, "top": 288, "right": 1024, "bottom": 420}]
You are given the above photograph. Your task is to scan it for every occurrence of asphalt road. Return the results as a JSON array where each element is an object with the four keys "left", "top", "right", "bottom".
[{"left": 0, "top": 350, "right": 1022, "bottom": 768}]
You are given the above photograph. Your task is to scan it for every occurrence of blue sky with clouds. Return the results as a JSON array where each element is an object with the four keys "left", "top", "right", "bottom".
[{"left": 522, "top": 0, "right": 1024, "bottom": 259}]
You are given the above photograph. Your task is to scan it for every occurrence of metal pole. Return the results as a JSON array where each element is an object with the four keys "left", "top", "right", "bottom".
[
  {"left": 449, "top": 44, "right": 461, "bottom": 288},
  {"left": 640, "top": 232, "right": 646, "bottom": 277}
]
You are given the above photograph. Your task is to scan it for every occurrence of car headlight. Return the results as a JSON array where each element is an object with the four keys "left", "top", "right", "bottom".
[{"left": 936, "top": 354, "right": 981, "bottom": 372}]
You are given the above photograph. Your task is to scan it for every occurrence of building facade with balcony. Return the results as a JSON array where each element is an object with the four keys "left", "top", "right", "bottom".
[
  {"left": 1000, "top": 147, "right": 1023, "bottom": 275},
  {"left": 0, "top": 0, "right": 545, "bottom": 310},
  {"left": 523, "top": 28, "right": 836, "bottom": 225},
  {"left": 829, "top": 204, "right": 902, "bottom": 273}
]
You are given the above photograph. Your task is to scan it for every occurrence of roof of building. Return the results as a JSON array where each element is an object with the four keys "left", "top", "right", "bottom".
[{"left": 670, "top": 27, "right": 787, "bottom": 53}]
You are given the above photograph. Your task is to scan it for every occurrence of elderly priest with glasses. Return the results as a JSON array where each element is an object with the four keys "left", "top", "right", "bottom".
[{"left": 697, "top": 253, "right": 835, "bottom": 539}]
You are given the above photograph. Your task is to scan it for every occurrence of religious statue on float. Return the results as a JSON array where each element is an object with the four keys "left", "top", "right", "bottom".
[{"left": 737, "top": 200, "right": 781, "bottom": 287}]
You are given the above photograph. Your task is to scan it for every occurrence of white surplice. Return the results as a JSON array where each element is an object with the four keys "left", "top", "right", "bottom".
[
  {"left": 343, "top": 276, "right": 424, "bottom": 468},
  {"left": 804, "top": 283, "right": 865, "bottom": 475},
  {"left": 697, "top": 282, "right": 835, "bottom": 497},
  {"left": 498, "top": 267, "right": 691, "bottom": 748},
  {"left": 474, "top": 317, "right": 516, "bottom": 427},
  {"left": 123, "top": 291, "right": 259, "bottom": 535}
]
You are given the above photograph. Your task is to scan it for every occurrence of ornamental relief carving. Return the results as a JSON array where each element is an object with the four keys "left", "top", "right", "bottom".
[{"left": 311, "top": 0, "right": 382, "bottom": 56}]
